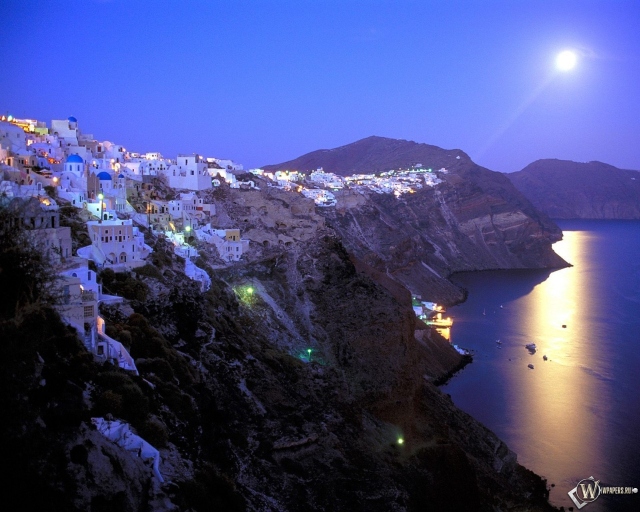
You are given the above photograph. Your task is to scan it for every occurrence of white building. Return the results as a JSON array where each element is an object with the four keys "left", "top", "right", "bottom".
[
  {"left": 300, "top": 187, "right": 336, "bottom": 207},
  {"left": 309, "top": 169, "right": 344, "bottom": 189},
  {"left": 195, "top": 224, "right": 249, "bottom": 262},
  {"left": 56, "top": 258, "right": 133, "bottom": 370},
  {"left": 2, "top": 196, "right": 72, "bottom": 264},
  {"left": 51, "top": 116, "right": 80, "bottom": 146},
  {"left": 0, "top": 120, "right": 27, "bottom": 153},
  {"left": 212, "top": 158, "right": 243, "bottom": 171},
  {"left": 78, "top": 219, "right": 152, "bottom": 269},
  {"left": 161, "top": 154, "right": 212, "bottom": 191}
]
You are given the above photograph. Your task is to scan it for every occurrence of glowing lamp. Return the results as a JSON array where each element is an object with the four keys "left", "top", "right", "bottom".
[
  {"left": 185, "top": 225, "right": 191, "bottom": 232},
  {"left": 397, "top": 437, "right": 404, "bottom": 445},
  {"left": 247, "top": 287, "right": 254, "bottom": 294}
]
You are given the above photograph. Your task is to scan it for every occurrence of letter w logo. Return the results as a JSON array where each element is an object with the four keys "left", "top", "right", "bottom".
[
  {"left": 580, "top": 480, "right": 600, "bottom": 500},
  {"left": 568, "top": 477, "right": 601, "bottom": 509}
]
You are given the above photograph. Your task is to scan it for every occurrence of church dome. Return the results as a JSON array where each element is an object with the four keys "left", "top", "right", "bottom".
[
  {"left": 68, "top": 116, "right": 78, "bottom": 123},
  {"left": 66, "top": 154, "right": 84, "bottom": 164},
  {"left": 96, "top": 171, "right": 112, "bottom": 181}
]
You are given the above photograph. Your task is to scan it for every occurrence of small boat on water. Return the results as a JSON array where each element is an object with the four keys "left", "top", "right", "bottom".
[
  {"left": 543, "top": 355, "right": 548, "bottom": 361},
  {"left": 525, "top": 343, "right": 537, "bottom": 353},
  {"left": 500, "top": 305, "right": 504, "bottom": 309},
  {"left": 496, "top": 339, "right": 502, "bottom": 344},
  {"left": 482, "top": 308, "right": 486, "bottom": 316},
  {"left": 528, "top": 363, "right": 535, "bottom": 369}
]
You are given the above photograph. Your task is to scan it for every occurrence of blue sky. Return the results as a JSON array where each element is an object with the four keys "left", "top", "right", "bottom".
[{"left": 1, "top": 0, "right": 639, "bottom": 171}]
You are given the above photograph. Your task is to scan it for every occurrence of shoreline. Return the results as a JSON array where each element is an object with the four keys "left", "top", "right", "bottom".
[{"left": 433, "top": 353, "right": 473, "bottom": 386}]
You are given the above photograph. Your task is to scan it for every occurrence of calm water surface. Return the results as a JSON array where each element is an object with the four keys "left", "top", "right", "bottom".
[{"left": 442, "top": 220, "right": 640, "bottom": 511}]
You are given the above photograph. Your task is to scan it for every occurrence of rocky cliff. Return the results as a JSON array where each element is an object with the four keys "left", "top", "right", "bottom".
[
  {"left": 507, "top": 159, "right": 640, "bottom": 219},
  {"left": 265, "top": 137, "right": 566, "bottom": 304},
  {"left": 1, "top": 146, "right": 563, "bottom": 511}
]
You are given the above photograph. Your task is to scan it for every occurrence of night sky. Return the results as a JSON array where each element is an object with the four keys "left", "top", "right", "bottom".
[{"left": 1, "top": 0, "right": 639, "bottom": 172}]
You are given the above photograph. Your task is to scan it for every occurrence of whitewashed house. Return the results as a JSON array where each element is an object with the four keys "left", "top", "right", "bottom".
[
  {"left": 195, "top": 224, "right": 249, "bottom": 262},
  {"left": 78, "top": 219, "right": 152, "bottom": 270},
  {"left": 161, "top": 154, "right": 212, "bottom": 191},
  {"left": 2, "top": 196, "right": 72, "bottom": 263}
]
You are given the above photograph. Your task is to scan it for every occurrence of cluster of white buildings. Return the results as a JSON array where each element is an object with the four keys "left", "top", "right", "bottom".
[
  {"left": 343, "top": 166, "right": 445, "bottom": 197},
  {"left": 0, "top": 113, "right": 263, "bottom": 482},
  {"left": 0, "top": 115, "right": 250, "bottom": 271},
  {"left": 0, "top": 113, "right": 258, "bottom": 379},
  {"left": 249, "top": 165, "right": 446, "bottom": 206}
]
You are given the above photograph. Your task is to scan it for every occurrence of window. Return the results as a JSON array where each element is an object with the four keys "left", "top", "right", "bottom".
[{"left": 84, "top": 305, "right": 94, "bottom": 318}]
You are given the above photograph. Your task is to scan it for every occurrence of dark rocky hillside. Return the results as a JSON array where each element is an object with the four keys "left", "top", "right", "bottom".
[
  {"left": 325, "top": 163, "right": 566, "bottom": 304},
  {"left": 264, "top": 136, "right": 567, "bottom": 303},
  {"left": 1, "top": 179, "right": 561, "bottom": 511},
  {"left": 1, "top": 204, "right": 557, "bottom": 511},
  {"left": 507, "top": 159, "right": 640, "bottom": 219},
  {"left": 263, "top": 135, "right": 471, "bottom": 176},
  {"left": 0, "top": 137, "right": 569, "bottom": 511}
]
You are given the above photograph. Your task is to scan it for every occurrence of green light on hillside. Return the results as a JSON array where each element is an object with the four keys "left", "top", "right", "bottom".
[
  {"left": 397, "top": 437, "right": 404, "bottom": 445},
  {"left": 247, "top": 287, "right": 254, "bottom": 295}
]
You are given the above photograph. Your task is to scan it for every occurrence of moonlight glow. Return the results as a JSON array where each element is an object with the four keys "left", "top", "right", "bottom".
[{"left": 556, "top": 50, "right": 577, "bottom": 71}]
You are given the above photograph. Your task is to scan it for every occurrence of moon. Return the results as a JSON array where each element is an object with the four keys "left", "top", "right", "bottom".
[{"left": 556, "top": 50, "right": 577, "bottom": 71}]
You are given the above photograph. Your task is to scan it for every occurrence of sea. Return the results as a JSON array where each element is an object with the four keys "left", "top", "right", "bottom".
[{"left": 442, "top": 220, "right": 640, "bottom": 512}]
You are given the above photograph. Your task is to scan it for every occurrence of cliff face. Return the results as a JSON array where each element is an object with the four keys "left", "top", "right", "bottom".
[
  {"left": 323, "top": 163, "right": 566, "bottom": 305},
  {"left": 507, "top": 159, "right": 640, "bottom": 219},
  {"left": 2, "top": 143, "right": 564, "bottom": 511},
  {"left": 264, "top": 137, "right": 566, "bottom": 304},
  {"left": 1, "top": 219, "right": 555, "bottom": 511}
]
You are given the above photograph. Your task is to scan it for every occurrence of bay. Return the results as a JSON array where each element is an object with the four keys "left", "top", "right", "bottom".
[{"left": 442, "top": 220, "right": 640, "bottom": 511}]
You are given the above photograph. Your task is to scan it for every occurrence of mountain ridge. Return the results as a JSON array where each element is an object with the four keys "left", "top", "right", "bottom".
[
  {"left": 506, "top": 158, "right": 640, "bottom": 219},
  {"left": 263, "top": 135, "right": 472, "bottom": 176}
]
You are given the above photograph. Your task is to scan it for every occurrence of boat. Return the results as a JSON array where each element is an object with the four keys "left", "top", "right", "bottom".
[
  {"left": 525, "top": 343, "right": 536, "bottom": 350},
  {"left": 528, "top": 363, "right": 534, "bottom": 369},
  {"left": 543, "top": 355, "right": 548, "bottom": 361},
  {"left": 500, "top": 305, "right": 504, "bottom": 309},
  {"left": 496, "top": 339, "right": 502, "bottom": 344},
  {"left": 482, "top": 308, "right": 486, "bottom": 316}
]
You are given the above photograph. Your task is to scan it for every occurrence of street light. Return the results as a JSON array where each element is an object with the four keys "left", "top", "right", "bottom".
[{"left": 98, "top": 193, "right": 104, "bottom": 223}]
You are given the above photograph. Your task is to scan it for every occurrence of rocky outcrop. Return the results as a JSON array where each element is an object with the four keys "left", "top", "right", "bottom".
[
  {"left": 507, "top": 159, "right": 640, "bottom": 219},
  {"left": 264, "top": 136, "right": 566, "bottom": 305},
  {"left": 324, "top": 162, "right": 566, "bottom": 304},
  {"left": 1, "top": 151, "right": 561, "bottom": 511}
]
